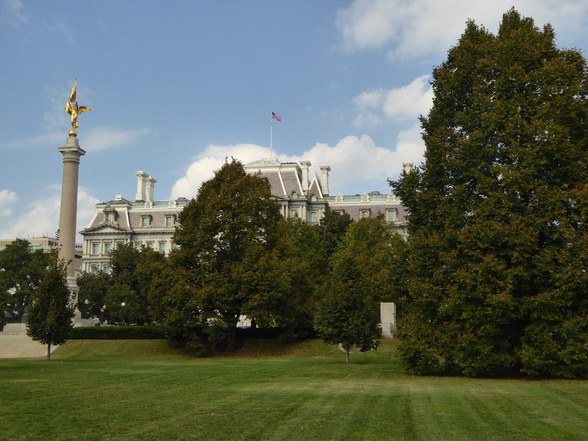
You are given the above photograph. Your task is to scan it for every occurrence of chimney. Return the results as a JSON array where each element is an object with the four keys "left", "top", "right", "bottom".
[
  {"left": 402, "top": 161, "right": 414, "bottom": 174},
  {"left": 145, "top": 176, "right": 157, "bottom": 203},
  {"left": 319, "top": 165, "right": 331, "bottom": 196},
  {"left": 135, "top": 171, "right": 148, "bottom": 202},
  {"left": 300, "top": 160, "right": 311, "bottom": 193}
]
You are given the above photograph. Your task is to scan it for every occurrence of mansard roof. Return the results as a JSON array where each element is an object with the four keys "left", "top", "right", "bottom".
[{"left": 244, "top": 159, "right": 316, "bottom": 200}]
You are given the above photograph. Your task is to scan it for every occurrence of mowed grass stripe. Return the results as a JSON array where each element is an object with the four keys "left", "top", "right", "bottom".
[{"left": 1, "top": 339, "right": 587, "bottom": 441}]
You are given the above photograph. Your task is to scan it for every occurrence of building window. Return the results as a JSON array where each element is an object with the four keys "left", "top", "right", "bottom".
[
  {"left": 105, "top": 212, "right": 114, "bottom": 223},
  {"left": 141, "top": 216, "right": 150, "bottom": 227},
  {"left": 360, "top": 209, "right": 370, "bottom": 219},
  {"left": 158, "top": 241, "right": 166, "bottom": 253},
  {"left": 104, "top": 242, "right": 112, "bottom": 255},
  {"left": 91, "top": 264, "right": 99, "bottom": 273},
  {"left": 134, "top": 242, "right": 142, "bottom": 250},
  {"left": 165, "top": 215, "right": 174, "bottom": 227},
  {"left": 91, "top": 242, "right": 100, "bottom": 255},
  {"left": 386, "top": 208, "right": 397, "bottom": 222},
  {"left": 146, "top": 241, "right": 154, "bottom": 249},
  {"left": 310, "top": 212, "right": 318, "bottom": 224},
  {"left": 311, "top": 195, "right": 317, "bottom": 202},
  {"left": 289, "top": 209, "right": 298, "bottom": 218}
]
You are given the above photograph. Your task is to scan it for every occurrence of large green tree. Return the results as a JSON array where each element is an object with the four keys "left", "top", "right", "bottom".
[
  {"left": 0, "top": 239, "right": 48, "bottom": 323},
  {"left": 391, "top": 9, "right": 588, "bottom": 377},
  {"left": 172, "top": 159, "right": 310, "bottom": 350},
  {"left": 26, "top": 252, "right": 74, "bottom": 360}
]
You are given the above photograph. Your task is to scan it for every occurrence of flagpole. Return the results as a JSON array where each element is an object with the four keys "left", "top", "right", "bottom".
[{"left": 269, "top": 112, "right": 273, "bottom": 159}]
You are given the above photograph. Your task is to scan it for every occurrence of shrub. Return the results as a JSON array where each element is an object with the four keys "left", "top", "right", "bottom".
[{"left": 71, "top": 325, "right": 166, "bottom": 339}]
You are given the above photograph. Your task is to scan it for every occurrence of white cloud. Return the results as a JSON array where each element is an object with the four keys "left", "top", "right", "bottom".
[
  {"left": 0, "top": 187, "right": 99, "bottom": 243},
  {"left": 337, "top": 0, "right": 588, "bottom": 61},
  {"left": 0, "top": 127, "right": 152, "bottom": 151},
  {"left": 0, "top": 189, "right": 18, "bottom": 217},
  {"left": 170, "top": 134, "right": 425, "bottom": 200},
  {"left": 282, "top": 134, "right": 424, "bottom": 194},
  {"left": 1, "top": 0, "right": 26, "bottom": 28},
  {"left": 353, "top": 75, "right": 433, "bottom": 128},
  {"left": 83, "top": 126, "right": 153, "bottom": 151},
  {"left": 171, "top": 144, "right": 272, "bottom": 199}
]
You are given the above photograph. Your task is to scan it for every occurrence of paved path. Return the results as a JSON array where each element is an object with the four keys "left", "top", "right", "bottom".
[{"left": 0, "top": 324, "right": 56, "bottom": 359}]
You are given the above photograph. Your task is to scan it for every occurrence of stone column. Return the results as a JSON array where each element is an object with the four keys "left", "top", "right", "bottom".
[{"left": 57, "top": 132, "right": 86, "bottom": 316}]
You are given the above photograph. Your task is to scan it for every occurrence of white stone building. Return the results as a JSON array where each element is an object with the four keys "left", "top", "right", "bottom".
[{"left": 80, "top": 159, "right": 410, "bottom": 273}]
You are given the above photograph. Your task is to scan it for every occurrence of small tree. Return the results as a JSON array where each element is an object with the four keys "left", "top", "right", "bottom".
[
  {"left": 315, "top": 249, "right": 381, "bottom": 363},
  {"left": 314, "top": 219, "right": 393, "bottom": 363},
  {"left": 26, "top": 252, "right": 74, "bottom": 360}
]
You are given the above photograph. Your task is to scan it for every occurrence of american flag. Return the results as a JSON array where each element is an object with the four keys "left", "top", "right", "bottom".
[{"left": 271, "top": 112, "right": 282, "bottom": 122}]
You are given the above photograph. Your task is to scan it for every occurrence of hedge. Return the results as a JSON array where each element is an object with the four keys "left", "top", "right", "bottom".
[{"left": 71, "top": 325, "right": 166, "bottom": 339}]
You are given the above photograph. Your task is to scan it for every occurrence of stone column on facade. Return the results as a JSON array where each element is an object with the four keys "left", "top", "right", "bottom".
[{"left": 57, "top": 131, "right": 86, "bottom": 317}]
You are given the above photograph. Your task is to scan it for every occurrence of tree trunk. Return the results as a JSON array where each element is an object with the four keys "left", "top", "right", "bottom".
[
  {"left": 345, "top": 347, "right": 350, "bottom": 364},
  {"left": 226, "top": 325, "right": 237, "bottom": 352},
  {"left": 47, "top": 344, "right": 51, "bottom": 361}
]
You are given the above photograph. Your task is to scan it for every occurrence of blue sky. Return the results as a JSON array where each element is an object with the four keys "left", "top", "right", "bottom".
[{"left": 1, "top": 0, "right": 587, "bottom": 240}]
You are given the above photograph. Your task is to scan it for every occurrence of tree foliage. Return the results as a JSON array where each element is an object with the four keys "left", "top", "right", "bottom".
[
  {"left": 77, "top": 272, "right": 111, "bottom": 318},
  {"left": 317, "top": 210, "right": 354, "bottom": 258},
  {"left": 0, "top": 239, "right": 48, "bottom": 323},
  {"left": 391, "top": 9, "right": 588, "bottom": 377},
  {"left": 170, "top": 159, "right": 313, "bottom": 350},
  {"left": 0, "top": 272, "right": 8, "bottom": 329},
  {"left": 26, "top": 252, "right": 74, "bottom": 360},
  {"left": 315, "top": 218, "right": 398, "bottom": 362}
]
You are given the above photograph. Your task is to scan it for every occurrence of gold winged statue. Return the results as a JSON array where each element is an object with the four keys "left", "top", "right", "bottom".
[{"left": 65, "top": 81, "right": 92, "bottom": 131}]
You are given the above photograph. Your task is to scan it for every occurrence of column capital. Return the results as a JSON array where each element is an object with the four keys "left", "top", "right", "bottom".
[{"left": 58, "top": 135, "right": 86, "bottom": 163}]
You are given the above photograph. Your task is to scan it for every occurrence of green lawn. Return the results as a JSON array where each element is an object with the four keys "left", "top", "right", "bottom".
[{"left": 1, "top": 339, "right": 586, "bottom": 441}]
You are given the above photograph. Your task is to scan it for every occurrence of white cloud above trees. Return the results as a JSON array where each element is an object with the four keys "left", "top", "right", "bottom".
[{"left": 336, "top": 0, "right": 588, "bottom": 60}]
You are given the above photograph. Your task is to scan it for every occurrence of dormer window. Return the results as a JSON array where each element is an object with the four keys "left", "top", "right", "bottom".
[
  {"left": 103, "top": 206, "right": 117, "bottom": 224},
  {"left": 141, "top": 216, "right": 152, "bottom": 227}
]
